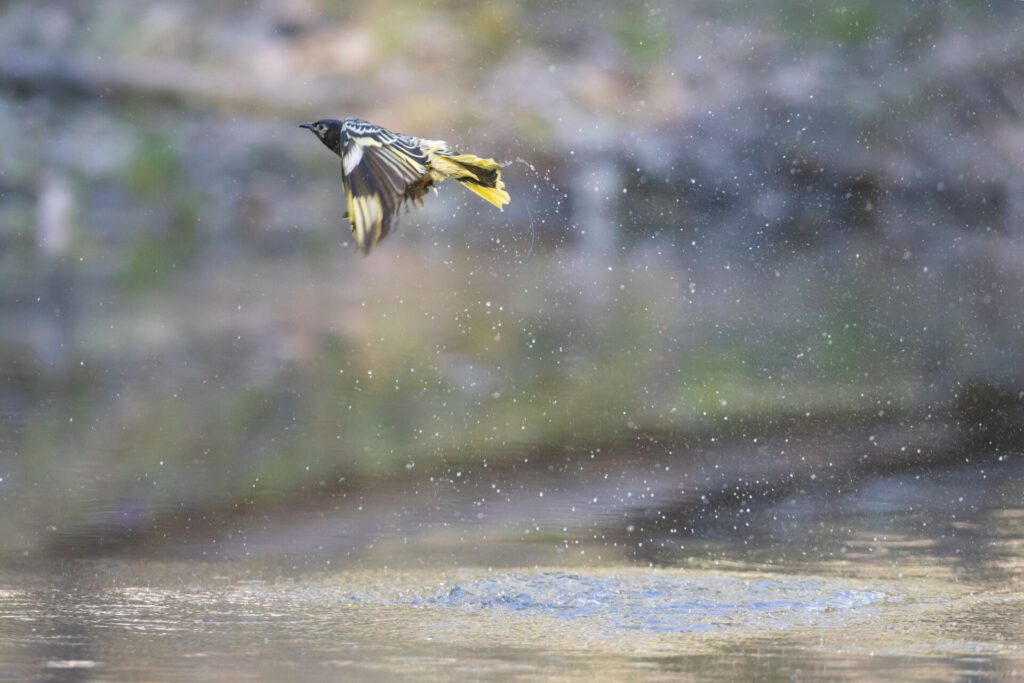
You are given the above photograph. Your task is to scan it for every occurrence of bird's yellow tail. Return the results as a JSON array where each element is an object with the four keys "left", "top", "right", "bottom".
[{"left": 429, "top": 153, "right": 510, "bottom": 209}]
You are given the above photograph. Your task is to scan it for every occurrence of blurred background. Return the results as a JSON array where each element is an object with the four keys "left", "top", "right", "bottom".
[
  {"left": 1, "top": 0, "right": 1023, "bottom": 570},
  {"left": 5, "top": 2, "right": 1024, "bottom": 679}
]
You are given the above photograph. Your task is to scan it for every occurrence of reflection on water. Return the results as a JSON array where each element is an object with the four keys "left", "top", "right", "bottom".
[
  {"left": 0, "top": 559, "right": 1020, "bottom": 682},
  {"left": 3, "top": 342, "right": 1023, "bottom": 681},
  {"left": 0, "top": 442, "right": 1022, "bottom": 681}
]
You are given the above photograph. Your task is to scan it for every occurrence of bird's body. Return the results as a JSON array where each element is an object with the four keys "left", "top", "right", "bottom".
[{"left": 300, "top": 117, "right": 510, "bottom": 254}]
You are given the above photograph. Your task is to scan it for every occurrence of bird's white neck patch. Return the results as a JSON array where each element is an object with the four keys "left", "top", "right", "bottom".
[{"left": 342, "top": 144, "right": 364, "bottom": 175}]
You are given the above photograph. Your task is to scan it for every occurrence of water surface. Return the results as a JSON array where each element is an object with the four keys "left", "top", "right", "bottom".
[{"left": 1, "top": 443, "right": 1022, "bottom": 681}]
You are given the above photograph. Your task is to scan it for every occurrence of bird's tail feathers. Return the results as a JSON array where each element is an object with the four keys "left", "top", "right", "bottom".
[{"left": 431, "top": 153, "right": 510, "bottom": 209}]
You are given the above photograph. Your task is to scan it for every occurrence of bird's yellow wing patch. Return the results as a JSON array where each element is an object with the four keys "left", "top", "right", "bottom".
[{"left": 341, "top": 138, "right": 430, "bottom": 254}]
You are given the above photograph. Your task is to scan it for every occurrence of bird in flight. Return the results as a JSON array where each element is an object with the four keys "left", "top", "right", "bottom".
[{"left": 300, "top": 117, "right": 510, "bottom": 254}]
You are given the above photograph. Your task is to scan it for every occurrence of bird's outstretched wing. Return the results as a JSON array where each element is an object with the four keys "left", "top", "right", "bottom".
[{"left": 341, "top": 133, "right": 430, "bottom": 254}]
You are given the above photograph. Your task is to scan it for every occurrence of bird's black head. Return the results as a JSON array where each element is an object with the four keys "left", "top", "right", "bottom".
[{"left": 300, "top": 119, "right": 343, "bottom": 154}]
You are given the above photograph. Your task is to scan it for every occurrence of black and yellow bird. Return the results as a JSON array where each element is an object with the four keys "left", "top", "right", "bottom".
[{"left": 300, "top": 117, "right": 510, "bottom": 254}]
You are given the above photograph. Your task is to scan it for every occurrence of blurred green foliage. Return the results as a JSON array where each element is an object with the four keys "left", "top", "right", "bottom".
[
  {"left": 777, "top": 0, "right": 881, "bottom": 44},
  {"left": 127, "top": 134, "right": 180, "bottom": 198},
  {"left": 120, "top": 133, "right": 202, "bottom": 288},
  {"left": 610, "top": 9, "right": 669, "bottom": 65}
]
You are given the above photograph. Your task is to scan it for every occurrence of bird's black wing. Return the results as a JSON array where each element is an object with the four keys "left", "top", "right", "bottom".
[{"left": 340, "top": 131, "right": 430, "bottom": 254}]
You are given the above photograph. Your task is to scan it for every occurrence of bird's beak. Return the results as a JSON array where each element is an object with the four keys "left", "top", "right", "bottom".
[{"left": 299, "top": 122, "right": 314, "bottom": 130}]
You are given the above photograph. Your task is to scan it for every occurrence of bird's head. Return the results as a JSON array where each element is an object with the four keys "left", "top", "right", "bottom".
[{"left": 300, "top": 119, "right": 343, "bottom": 154}]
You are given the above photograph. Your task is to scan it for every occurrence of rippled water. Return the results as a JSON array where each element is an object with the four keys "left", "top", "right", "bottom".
[
  {"left": 1, "top": 447, "right": 1023, "bottom": 681},
  {"left": 0, "top": 561, "right": 1020, "bottom": 681}
]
